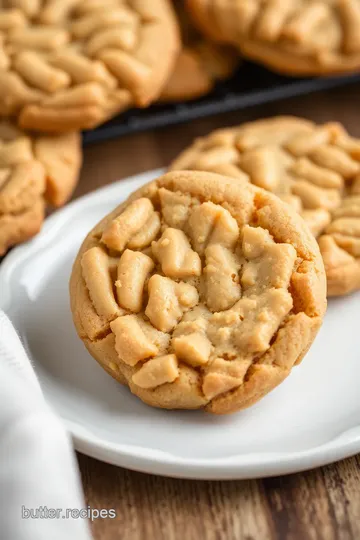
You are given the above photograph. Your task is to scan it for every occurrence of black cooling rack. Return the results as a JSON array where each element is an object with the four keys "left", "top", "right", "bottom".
[{"left": 82, "top": 60, "right": 360, "bottom": 145}]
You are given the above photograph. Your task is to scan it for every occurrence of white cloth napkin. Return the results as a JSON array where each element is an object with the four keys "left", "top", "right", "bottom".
[{"left": 0, "top": 310, "right": 92, "bottom": 540}]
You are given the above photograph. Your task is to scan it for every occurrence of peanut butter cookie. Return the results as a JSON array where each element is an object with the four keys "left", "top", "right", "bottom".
[
  {"left": 160, "top": 1, "right": 239, "bottom": 102},
  {"left": 170, "top": 117, "right": 360, "bottom": 237},
  {"left": 186, "top": 0, "right": 360, "bottom": 76},
  {"left": 70, "top": 170, "right": 326, "bottom": 414},
  {"left": 160, "top": 41, "right": 239, "bottom": 102},
  {"left": 0, "top": 0, "right": 179, "bottom": 132},
  {"left": 0, "top": 120, "right": 81, "bottom": 255},
  {"left": 170, "top": 116, "right": 360, "bottom": 295}
]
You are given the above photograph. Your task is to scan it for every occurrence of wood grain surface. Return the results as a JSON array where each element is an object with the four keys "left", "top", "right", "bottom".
[{"left": 73, "top": 85, "right": 360, "bottom": 540}]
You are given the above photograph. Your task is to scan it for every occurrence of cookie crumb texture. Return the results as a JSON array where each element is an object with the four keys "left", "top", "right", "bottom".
[
  {"left": 187, "top": 0, "right": 360, "bottom": 76},
  {"left": 0, "top": 0, "right": 179, "bottom": 132},
  {"left": 0, "top": 120, "right": 81, "bottom": 255},
  {"left": 70, "top": 171, "right": 326, "bottom": 414}
]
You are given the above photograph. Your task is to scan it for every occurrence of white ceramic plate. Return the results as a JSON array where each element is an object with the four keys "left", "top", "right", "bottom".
[{"left": 1, "top": 168, "right": 360, "bottom": 480}]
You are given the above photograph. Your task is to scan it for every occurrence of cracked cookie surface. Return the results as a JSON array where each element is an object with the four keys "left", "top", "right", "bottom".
[
  {"left": 0, "top": 120, "right": 81, "bottom": 255},
  {"left": 186, "top": 0, "right": 360, "bottom": 76},
  {"left": 70, "top": 170, "right": 326, "bottom": 414},
  {"left": 0, "top": 0, "right": 179, "bottom": 132}
]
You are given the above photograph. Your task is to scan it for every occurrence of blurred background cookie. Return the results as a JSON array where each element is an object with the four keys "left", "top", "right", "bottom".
[
  {"left": 171, "top": 115, "right": 360, "bottom": 295},
  {"left": 170, "top": 116, "right": 358, "bottom": 237},
  {"left": 160, "top": 0, "right": 239, "bottom": 102},
  {"left": 186, "top": 0, "right": 360, "bottom": 76},
  {"left": 0, "top": 121, "right": 81, "bottom": 254},
  {"left": 0, "top": 0, "right": 180, "bottom": 132}
]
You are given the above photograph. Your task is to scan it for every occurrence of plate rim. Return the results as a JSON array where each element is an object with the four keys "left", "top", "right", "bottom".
[{"left": 1, "top": 168, "right": 360, "bottom": 480}]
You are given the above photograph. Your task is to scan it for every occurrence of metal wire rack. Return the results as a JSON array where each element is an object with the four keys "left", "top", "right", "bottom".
[{"left": 82, "top": 60, "right": 360, "bottom": 145}]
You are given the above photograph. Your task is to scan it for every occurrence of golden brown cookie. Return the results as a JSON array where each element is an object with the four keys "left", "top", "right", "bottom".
[
  {"left": 159, "top": 42, "right": 239, "bottom": 102},
  {"left": 0, "top": 0, "right": 180, "bottom": 132},
  {"left": 70, "top": 170, "right": 326, "bottom": 414},
  {"left": 0, "top": 120, "right": 82, "bottom": 255},
  {"left": 170, "top": 116, "right": 360, "bottom": 238},
  {"left": 160, "top": 1, "right": 239, "bottom": 102},
  {"left": 186, "top": 0, "right": 360, "bottom": 76}
]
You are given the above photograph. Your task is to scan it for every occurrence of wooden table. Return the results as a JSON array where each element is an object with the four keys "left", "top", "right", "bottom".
[{"left": 76, "top": 85, "right": 360, "bottom": 540}]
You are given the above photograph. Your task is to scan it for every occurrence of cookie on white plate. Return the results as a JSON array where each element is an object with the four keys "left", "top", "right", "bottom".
[{"left": 70, "top": 170, "right": 326, "bottom": 414}]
